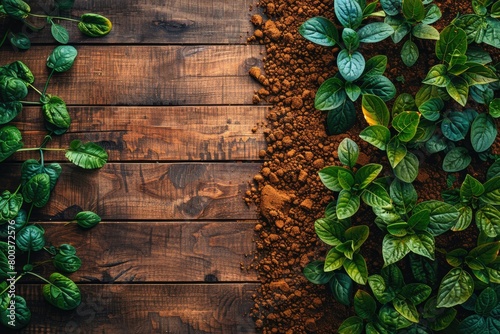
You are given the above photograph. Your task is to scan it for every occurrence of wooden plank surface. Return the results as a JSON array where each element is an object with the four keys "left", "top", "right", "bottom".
[
  {"left": 0, "top": 163, "right": 260, "bottom": 220},
  {"left": 11, "top": 106, "right": 268, "bottom": 162},
  {"left": 26, "top": 221, "right": 257, "bottom": 283},
  {"left": 25, "top": 0, "right": 256, "bottom": 45},
  {"left": 11, "top": 284, "right": 258, "bottom": 334},
  {"left": 0, "top": 45, "right": 264, "bottom": 105}
]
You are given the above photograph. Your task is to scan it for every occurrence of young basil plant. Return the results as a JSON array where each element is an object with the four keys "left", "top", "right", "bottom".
[{"left": 0, "top": 0, "right": 112, "bottom": 49}]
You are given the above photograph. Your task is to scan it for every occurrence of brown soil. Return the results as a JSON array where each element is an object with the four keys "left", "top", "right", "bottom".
[{"left": 246, "top": 0, "right": 499, "bottom": 333}]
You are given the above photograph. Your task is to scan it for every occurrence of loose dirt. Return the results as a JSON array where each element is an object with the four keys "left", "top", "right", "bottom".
[{"left": 246, "top": 0, "right": 498, "bottom": 333}]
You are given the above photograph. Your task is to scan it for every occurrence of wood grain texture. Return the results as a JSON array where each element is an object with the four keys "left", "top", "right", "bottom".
[
  {"left": 0, "top": 163, "right": 260, "bottom": 220},
  {"left": 0, "top": 45, "right": 264, "bottom": 105},
  {"left": 26, "top": 221, "right": 257, "bottom": 283},
  {"left": 10, "top": 106, "right": 268, "bottom": 162},
  {"left": 13, "top": 284, "right": 258, "bottom": 334},
  {"left": 25, "top": 0, "right": 257, "bottom": 45}
]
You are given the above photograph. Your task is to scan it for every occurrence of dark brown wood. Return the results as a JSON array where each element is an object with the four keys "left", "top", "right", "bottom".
[
  {"left": 27, "top": 221, "right": 257, "bottom": 283},
  {"left": 11, "top": 106, "right": 268, "bottom": 162},
  {"left": 0, "top": 163, "right": 260, "bottom": 220},
  {"left": 14, "top": 284, "right": 258, "bottom": 333},
  {"left": 0, "top": 45, "right": 264, "bottom": 105},
  {"left": 26, "top": 0, "right": 257, "bottom": 45}
]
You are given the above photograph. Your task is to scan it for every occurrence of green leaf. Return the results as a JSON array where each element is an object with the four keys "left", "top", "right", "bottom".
[
  {"left": 337, "top": 190, "right": 361, "bottom": 219},
  {"left": 390, "top": 179, "right": 417, "bottom": 215},
  {"left": 357, "top": 22, "right": 394, "bottom": 43},
  {"left": 363, "top": 55, "right": 388, "bottom": 78},
  {"left": 58, "top": 243, "right": 77, "bottom": 256},
  {"left": 326, "top": 100, "right": 357, "bottom": 134},
  {"left": 315, "top": 216, "right": 348, "bottom": 246},
  {"left": 462, "top": 65, "right": 498, "bottom": 86},
  {"left": 78, "top": 13, "right": 112, "bottom": 37},
  {"left": 0, "top": 295, "right": 30, "bottom": 329},
  {"left": 422, "top": 4, "right": 442, "bottom": 24},
  {"left": 436, "top": 268, "right": 474, "bottom": 308},
  {"left": 7, "top": 61, "right": 34, "bottom": 83},
  {"left": 414, "top": 200, "right": 460, "bottom": 236},
  {"left": 408, "top": 232, "right": 435, "bottom": 260},
  {"left": 2, "top": 0, "right": 30, "bottom": 19},
  {"left": 75, "top": 210, "right": 101, "bottom": 229},
  {"left": 401, "top": 39, "right": 419, "bottom": 67},
  {"left": 461, "top": 174, "right": 485, "bottom": 200},
  {"left": 378, "top": 304, "right": 413, "bottom": 330},
  {"left": 402, "top": 283, "right": 432, "bottom": 306},
  {"left": 330, "top": 273, "right": 354, "bottom": 306},
  {"left": 418, "top": 97, "right": 443, "bottom": 121},
  {"left": 53, "top": 253, "right": 81, "bottom": 273},
  {"left": 423, "top": 296, "right": 457, "bottom": 331},
  {"left": 355, "top": 163, "right": 383, "bottom": 189},
  {"left": 459, "top": 315, "right": 487, "bottom": 333},
  {"left": 392, "top": 93, "right": 417, "bottom": 117},
  {"left": 9, "top": 32, "right": 31, "bottom": 50},
  {"left": 383, "top": 234, "right": 410, "bottom": 266},
  {"left": 344, "top": 252, "right": 368, "bottom": 284},
  {"left": 51, "top": 23, "right": 69, "bottom": 44},
  {"left": 304, "top": 260, "right": 334, "bottom": 284},
  {"left": 387, "top": 221, "right": 409, "bottom": 237},
  {"left": 446, "top": 248, "right": 468, "bottom": 267},
  {"left": 16, "top": 225, "right": 45, "bottom": 251},
  {"left": 412, "top": 23, "right": 440, "bottom": 40},
  {"left": 402, "top": 0, "right": 425, "bottom": 21},
  {"left": 65, "top": 140, "right": 108, "bottom": 169},
  {"left": 0, "top": 75, "right": 28, "bottom": 102},
  {"left": 422, "top": 64, "right": 449, "bottom": 87},
  {"left": 23, "top": 173, "right": 50, "bottom": 208},
  {"left": 393, "top": 111, "right": 420, "bottom": 142},
  {"left": 360, "top": 75, "right": 397, "bottom": 101},
  {"left": 345, "top": 225, "right": 370, "bottom": 250},
  {"left": 466, "top": 45, "right": 492, "bottom": 65},
  {"left": 481, "top": 176, "right": 500, "bottom": 206},
  {"left": 338, "top": 316, "right": 364, "bottom": 334},
  {"left": 354, "top": 289, "right": 377, "bottom": 320},
  {"left": 324, "top": 248, "right": 346, "bottom": 271},
  {"left": 454, "top": 14, "right": 488, "bottom": 44},
  {"left": 490, "top": 98, "right": 500, "bottom": 118},
  {"left": 482, "top": 17, "right": 500, "bottom": 48},
  {"left": 408, "top": 209, "right": 431, "bottom": 230},
  {"left": 42, "top": 95, "right": 71, "bottom": 132},
  {"left": 394, "top": 297, "right": 420, "bottom": 323},
  {"left": 443, "top": 147, "right": 471, "bottom": 172},
  {"left": 319, "top": 166, "right": 354, "bottom": 192},
  {"left": 469, "top": 241, "right": 500, "bottom": 265},
  {"left": 409, "top": 253, "right": 437, "bottom": 286},
  {"left": 0, "top": 101, "right": 22, "bottom": 125},
  {"left": 487, "top": 160, "right": 500, "bottom": 180},
  {"left": 360, "top": 125, "right": 391, "bottom": 150},
  {"left": 476, "top": 205, "right": 500, "bottom": 238},
  {"left": 368, "top": 274, "right": 394, "bottom": 304},
  {"left": 441, "top": 111, "right": 470, "bottom": 141},
  {"left": 393, "top": 151, "right": 419, "bottom": 183},
  {"left": 338, "top": 50, "right": 365, "bottom": 82},
  {"left": 362, "top": 94, "right": 390, "bottom": 127},
  {"left": 345, "top": 82, "right": 361, "bottom": 101},
  {"left": 21, "top": 159, "right": 62, "bottom": 190},
  {"left": 380, "top": 0, "right": 401, "bottom": 16},
  {"left": 343, "top": 28, "right": 360, "bottom": 52},
  {"left": 335, "top": 0, "right": 363, "bottom": 29},
  {"left": 0, "top": 190, "right": 23, "bottom": 221},
  {"left": 299, "top": 17, "right": 339, "bottom": 46},
  {"left": 362, "top": 182, "right": 392, "bottom": 208},
  {"left": 471, "top": 113, "right": 497, "bottom": 152},
  {"left": 415, "top": 84, "right": 447, "bottom": 106},
  {"left": 338, "top": 138, "right": 359, "bottom": 169},
  {"left": 386, "top": 15, "right": 411, "bottom": 43},
  {"left": 315, "top": 77, "right": 346, "bottom": 111},
  {"left": 451, "top": 204, "right": 473, "bottom": 231},
  {"left": 337, "top": 170, "right": 354, "bottom": 191},
  {"left": 46, "top": 45, "right": 78, "bottom": 73},
  {"left": 435, "top": 26, "right": 468, "bottom": 65},
  {"left": 42, "top": 272, "right": 81, "bottom": 310},
  {"left": 446, "top": 76, "right": 469, "bottom": 106}
]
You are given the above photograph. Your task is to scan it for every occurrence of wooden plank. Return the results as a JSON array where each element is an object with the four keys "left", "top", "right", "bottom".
[
  {"left": 10, "top": 106, "right": 267, "bottom": 162},
  {"left": 14, "top": 284, "right": 258, "bottom": 333},
  {"left": 23, "top": 0, "right": 256, "bottom": 45},
  {"left": 0, "top": 45, "right": 264, "bottom": 105},
  {"left": 0, "top": 163, "right": 260, "bottom": 220},
  {"left": 24, "top": 221, "right": 257, "bottom": 282}
]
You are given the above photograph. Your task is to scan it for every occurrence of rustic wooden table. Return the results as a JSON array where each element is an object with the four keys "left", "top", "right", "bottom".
[{"left": 1, "top": 0, "right": 265, "bottom": 332}]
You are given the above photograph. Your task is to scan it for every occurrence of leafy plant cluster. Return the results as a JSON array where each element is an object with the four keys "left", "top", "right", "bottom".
[
  {"left": 1, "top": 0, "right": 112, "bottom": 49},
  {"left": 0, "top": 1, "right": 111, "bottom": 329},
  {"left": 300, "top": 0, "right": 500, "bottom": 332}
]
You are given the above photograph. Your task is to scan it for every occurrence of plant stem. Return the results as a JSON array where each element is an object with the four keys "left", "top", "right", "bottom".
[
  {"left": 28, "top": 13, "right": 80, "bottom": 23},
  {"left": 20, "top": 101, "right": 42, "bottom": 105},
  {"left": 0, "top": 273, "right": 26, "bottom": 295},
  {"left": 0, "top": 29, "right": 9, "bottom": 49},
  {"left": 39, "top": 133, "right": 53, "bottom": 149},
  {"left": 42, "top": 69, "right": 55, "bottom": 97},
  {"left": 25, "top": 203, "right": 34, "bottom": 228},
  {"left": 25, "top": 271, "right": 52, "bottom": 285},
  {"left": 16, "top": 147, "right": 65, "bottom": 152},
  {"left": 28, "top": 83, "right": 43, "bottom": 96}
]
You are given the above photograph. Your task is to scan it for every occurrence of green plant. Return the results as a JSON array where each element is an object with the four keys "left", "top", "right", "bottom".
[
  {"left": 0, "top": 0, "right": 112, "bottom": 49},
  {"left": 299, "top": 0, "right": 396, "bottom": 134},
  {"left": 0, "top": 47, "right": 107, "bottom": 329},
  {"left": 380, "top": 0, "right": 442, "bottom": 66},
  {"left": 458, "top": 286, "right": 500, "bottom": 333}
]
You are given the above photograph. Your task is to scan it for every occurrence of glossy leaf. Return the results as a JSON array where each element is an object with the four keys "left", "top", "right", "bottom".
[
  {"left": 390, "top": 179, "right": 417, "bottom": 214},
  {"left": 436, "top": 268, "right": 474, "bottom": 308},
  {"left": 335, "top": 0, "right": 363, "bottom": 29},
  {"left": 418, "top": 97, "right": 443, "bottom": 121},
  {"left": 324, "top": 248, "right": 345, "bottom": 271},
  {"left": 482, "top": 17, "right": 500, "bottom": 48},
  {"left": 363, "top": 55, "right": 388, "bottom": 78},
  {"left": 409, "top": 253, "right": 437, "bottom": 286},
  {"left": 304, "top": 260, "right": 334, "bottom": 284},
  {"left": 315, "top": 77, "right": 346, "bottom": 110},
  {"left": 51, "top": 23, "right": 69, "bottom": 44},
  {"left": 315, "top": 216, "right": 349, "bottom": 247},
  {"left": 0, "top": 101, "right": 22, "bottom": 125},
  {"left": 319, "top": 166, "right": 354, "bottom": 192},
  {"left": 476, "top": 205, "right": 500, "bottom": 238},
  {"left": 393, "top": 111, "right": 420, "bottom": 142},
  {"left": 469, "top": 242, "right": 500, "bottom": 265},
  {"left": 345, "top": 225, "right": 369, "bottom": 251},
  {"left": 362, "top": 94, "right": 390, "bottom": 127},
  {"left": 462, "top": 65, "right": 498, "bottom": 86},
  {"left": 46, "top": 45, "right": 78, "bottom": 73},
  {"left": 75, "top": 211, "right": 101, "bottom": 229},
  {"left": 355, "top": 163, "right": 383, "bottom": 189},
  {"left": 357, "top": 22, "right": 394, "bottom": 43},
  {"left": 446, "top": 76, "right": 469, "bottom": 106},
  {"left": 454, "top": 14, "right": 488, "bottom": 44},
  {"left": 326, "top": 100, "right": 357, "bottom": 134},
  {"left": 359, "top": 125, "right": 391, "bottom": 150},
  {"left": 16, "top": 225, "right": 45, "bottom": 251},
  {"left": 413, "top": 200, "right": 460, "bottom": 236},
  {"left": 53, "top": 253, "right": 81, "bottom": 273},
  {"left": 422, "top": 4, "right": 442, "bottom": 24},
  {"left": 362, "top": 182, "right": 392, "bottom": 208},
  {"left": 338, "top": 50, "right": 365, "bottom": 82},
  {"left": 386, "top": 15, "right": 411, "bottom": 43},
  {"left": 380, "top": 0, "right": 401, "bottom": 15},
  {"left": 42, "top": 95, "right": 71, "bottom": 132},
  {"left": 0, "top": 295, "right": 30, "bottom": 329},
  {"left": 441, "top": 112, "right": 470, "bottom": 141},
  {"left": 461, "top": 174, "right": 485, "bottom": 200},
  {"left": 360, "top": 75, "right": 397, "bottom": 101},
  {"left": 354, "top": 289, "right": 377, "bottom": 320},
  {"left": 66, "top": 140, "right": 108, "bottom": 169},
  {"left": 344, "top": 82, "right": 361, "bottom": 101},
  {"left": 338, "top": 138, "right": 359, "bottom": 169},
  {"left": 0, "top": 75, "right": 28, "bottom": 102},
  {"left": 344, "top": 253, "right": 368, "bottom": 284},
  {"left": 392, "top": 93, "right": 417, "bottom": 117},
  {"left": 402, "top": 0, "right": 425, "bottom": 21},
  {"left": 451, "top": 204, "right": 473, "bottom": 231},
  {"left": 471, "top": 113, "right": 497, "bottom": 152},
  {"left": 393, "top": 151, "right": 418, "bottom": 183},
  {"left": 23, "top": 173, "right": 50, "bottom": 208},
  {"left": 9, "top": 32, "right": 30, "bottom": 50},
  {"left": 338, "top": 316, "right": 364, "bottom": 334},
  {"left": 2, "top": 0, "right": 30, "bottom": 19},
  {"left": 443, "top": 147, "right": 471, "bottom": 172},
  {"left": 490, "top": 98, "right": 500, "bottom": 118},
  {"left": 481, "top": 176, "right": 500, "bottom": 206},
  {"left": 401, "top": 39, "right": 419, "bottom": 67},
  {"left": 42, "top": 273, "right": 81, "bottom": 310},
  {"left": 422, "top": 64, "right": 449, "bottom": 87},
  {"left": 368, "top": 274, "right": 394, "bottom": 304},
  {"left": 412, "top": 23, "right": 440, "bottom": 40},
  {"left": 330, "top": 273, "right": 354, "bottom": 306},
  {"left": 435, "top": 26, "right": 468, "bottom": 65},
  {"left": 342, "top": 28, "right": 360, "bottom": 52},
  {"left": 0, "top": 190, "right": 23, "bottom": 221},
  {"left": 408, "top": 232, "right": 435, "bottom": 260},
  {"left": 336, "top": 190, "right": 360, "bottom": 219},
  {"left": 299, "top": 17, "right": 338, "bottom": 46},
  {"left": 78, "top": 13, "right": 113, "bottom": 37},
  {"left": 383, "top": 234, "right": 410, "bottom": 266},
  {"left": 7, "top": 60, "right": 34, "bottom": 84},
  {"left": 475, "top": 287, "right": 498, "bottom": 316}
]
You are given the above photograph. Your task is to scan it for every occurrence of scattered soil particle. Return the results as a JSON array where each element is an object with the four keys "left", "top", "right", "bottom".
[{"left": 247, "top": 0, "right": 498, "bottom": 333}]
